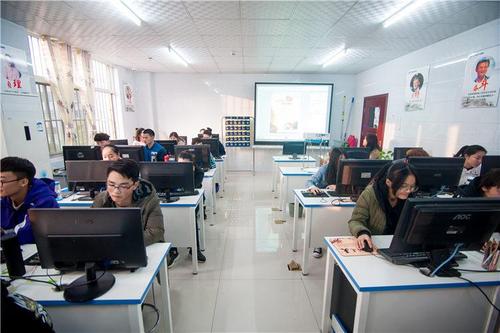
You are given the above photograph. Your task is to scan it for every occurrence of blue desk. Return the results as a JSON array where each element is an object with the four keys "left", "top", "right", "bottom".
[{"left": 320, "top": 235, "right": 500, "bottom": 333}]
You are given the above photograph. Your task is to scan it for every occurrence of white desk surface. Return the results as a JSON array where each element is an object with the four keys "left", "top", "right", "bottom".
[
  {"left": 294, "top": 189, "right": 356, "bottom": 208},
  {"left": 58, "top": 190, "right": 204, "bottom": 208},
  {"left": 273, "top": 155, "right": 316, "bottom": 162},
  {"left": 324, "top": 235, "right": 500, "bottom": 292},
  {"left": 279, "top": 166, "right": 318, "bottom": 176},
  {"left": 204, "top": 168, "right": 216, "bottom": 178},
  {"left": 8, "top": 243, "right": 171, "bottom": 306}
]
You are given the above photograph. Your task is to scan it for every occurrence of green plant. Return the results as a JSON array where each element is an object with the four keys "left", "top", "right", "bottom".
[{"left": 379, "top": 149, "right": 393, "bottom": 160}]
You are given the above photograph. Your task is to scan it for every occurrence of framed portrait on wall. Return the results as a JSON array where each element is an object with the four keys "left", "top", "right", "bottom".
[
  {"left": 123, "top": 83, "right": 134, "bottom": 112},
  {"left": 404, "top": 65, "right": 429, "bottom": 112},
  {"left": 462, "top": 46, "right": 499, "bottom": 108}
]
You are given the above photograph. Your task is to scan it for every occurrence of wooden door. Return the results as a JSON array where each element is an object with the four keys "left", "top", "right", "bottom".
[{"left": 360, "top": 94, "right": 388, "bottom": 148}]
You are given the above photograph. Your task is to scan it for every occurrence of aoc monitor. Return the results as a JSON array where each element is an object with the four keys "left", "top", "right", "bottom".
[
  {"left": 156, "top": 140, "right": 177, "bottom": 156},
  {"left": 342, "top": 148, "right": 370, "bottom": 159},
  {"left": 480, "top": 155, "right": 500, "bottom": 176},
  {"left": 336, "top": 159, "right": 391, "bottom": 195},
  {"left": 63, "top": 146, "right": 102, "bottom": 167},
  {"left": 201, "top": 138, "right": 222, "bottom": 158},
  {"left": 282, "top": 141, "right": 307, "bottom": 156}
]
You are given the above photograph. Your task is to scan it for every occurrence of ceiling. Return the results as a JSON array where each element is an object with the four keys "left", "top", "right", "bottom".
[{"left": 1, "top": 1, "right": 499, "bottom": 74}]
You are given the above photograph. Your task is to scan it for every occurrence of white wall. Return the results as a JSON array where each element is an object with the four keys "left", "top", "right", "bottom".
[
  {"left": 351, "top": 19, "right": 500, "bottom": 156},
  {"left": 0, "top": 19, "right": 52, "bottom": 177}
]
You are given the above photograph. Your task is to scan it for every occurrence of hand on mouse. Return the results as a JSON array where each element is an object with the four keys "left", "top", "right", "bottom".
[{"left": 356, "top": 234, "right": 374, "bottom": 250}]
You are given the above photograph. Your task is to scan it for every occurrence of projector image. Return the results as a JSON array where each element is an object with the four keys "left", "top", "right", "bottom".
[{"left": 303, "top": 133, "right": 330, "bottom": 140}]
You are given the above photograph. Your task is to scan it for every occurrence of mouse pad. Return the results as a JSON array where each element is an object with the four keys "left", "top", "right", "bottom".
[{"left": 329, "top": 237, "right": 378, "bottom": 256}]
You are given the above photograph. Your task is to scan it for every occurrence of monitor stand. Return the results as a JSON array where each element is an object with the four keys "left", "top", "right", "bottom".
[
  {"left": 426, "top": 248, "right": 461, "bottom": 277},
  {"left": 64, "top": 262, "right": 115, "bottom": 302},
  {"left": 160, "top": 189, "right": 179, "bottom": 203}
]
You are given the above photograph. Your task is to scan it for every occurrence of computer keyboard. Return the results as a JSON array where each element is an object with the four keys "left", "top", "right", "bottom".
[
  {"left": 301, "top": 191, "right": 328, "bottom": 198},
  {"left": 158, "top": 189, "right": 199, "bottom": 198},
  {"left": 326, "top": 191, "right": 351, "bottom": 198},
  {"left": 378, "top": 249, "right": 430, "bottom": 265}
]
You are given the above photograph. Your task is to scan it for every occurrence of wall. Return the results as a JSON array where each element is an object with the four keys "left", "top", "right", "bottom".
[
  {"left": 351, "top": 19, "right": 500, "bottom": 156},
  {"left": 0, "top": 19, "right": 52, "bottom": 177}
]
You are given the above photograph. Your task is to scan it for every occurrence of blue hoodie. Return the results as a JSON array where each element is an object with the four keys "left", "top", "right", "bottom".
[{"left": 1, "top": 178, "right": 59, "bottom": 244}]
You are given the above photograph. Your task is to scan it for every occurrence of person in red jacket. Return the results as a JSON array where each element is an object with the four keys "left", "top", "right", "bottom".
[{"left": 1, "top": 157, "right": 59, "bottom": 244}]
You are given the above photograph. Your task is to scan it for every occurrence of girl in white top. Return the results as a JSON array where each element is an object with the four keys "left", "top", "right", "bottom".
[
  {"left": 132, "top": 127, "right": 145, "bottom": 146},
  {"left": 454, "top": 145, "right": 487, "bottom": 185}
]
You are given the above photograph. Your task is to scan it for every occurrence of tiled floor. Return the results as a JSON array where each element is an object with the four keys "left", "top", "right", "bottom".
[{"left": 144, "top": 171, "right": 326, "bottom": 332}]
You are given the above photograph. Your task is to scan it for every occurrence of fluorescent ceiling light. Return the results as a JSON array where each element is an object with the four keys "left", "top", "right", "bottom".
[
  {"left": 433, "top": 57, "right": 467, "bottom": 69},
  {"left": 383, "top": 0, "right": 429, "bottom": 28},
  {"left": 111, "top": 0, "right": 142, "bottom": 26},
  {"left": 322, "top": 49, "right": 348, "bottom": 68},
  {"left": 167, "top": 47, "right": 188, "bottom": 67}
]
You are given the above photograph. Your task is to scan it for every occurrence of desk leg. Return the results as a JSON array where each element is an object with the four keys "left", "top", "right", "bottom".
[
  {"left": 212, "top": 180, "right": 217, "bottom": 214},
  {"left": 352, "top": 292, "right": 370, "bottom": 332},
  {"left": 198, "top": 202, "right": 206, "bottom": 252},
  {"left": 127, "top": 305, "right": 145, "bottom": 332},
  {"left": 302, "top": 207, "right": 312, "bottom": 275},
  {"left": 292, "top": 196, "right": 299, "bottom": 252},
  {"left": 485, "top": 287, "right": 499, "bottom": 332},
  {"left": 272, "top": 163, "right": 277, "bottom": 194},
  {"left": 158, "top": 257, "right": 173, "bottom": 333},
  {"left": 321, "top": 251, "right": 335, "bottom": 333},
  {"left": 190, "top": 208, "right": 199, "bottom": 274}
]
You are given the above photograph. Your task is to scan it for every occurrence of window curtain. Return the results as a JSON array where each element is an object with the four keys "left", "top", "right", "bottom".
[
  {"left": 73, "top": 49, "right": 97, "bottom": 143},
  {"left": 39, "top": 36, "right": 76, "bottom": 145}
]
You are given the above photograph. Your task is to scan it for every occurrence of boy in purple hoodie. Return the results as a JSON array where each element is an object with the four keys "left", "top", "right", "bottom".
[{"left": 1, "top": 157, "right": 59, "bottom": 244}]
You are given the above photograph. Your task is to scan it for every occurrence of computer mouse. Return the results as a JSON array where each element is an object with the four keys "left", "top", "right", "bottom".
[{"left": 362, "top": 240, "right": 373, "bottom": 253}]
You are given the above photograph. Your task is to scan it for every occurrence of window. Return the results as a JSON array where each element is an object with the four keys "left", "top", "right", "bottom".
[
  {"left": 72, "top": 90, "right": 89, "bottom": 145},
  {"left": 37, "top": 83, "right": 64, "bottom": 155},
  {"left": 92, "top": 60, "right": 117, "bottom": 138}
]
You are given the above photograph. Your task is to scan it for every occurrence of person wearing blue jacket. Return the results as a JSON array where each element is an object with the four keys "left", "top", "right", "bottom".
[
  {"left": 1, "top": 157, "right": 59, "bottom": 245},
  {"left": 142, "top": 128, "right": 167, "bottom": 162},
  {"left": 305, "top": 147, "right": 346, "bottom": 258}
]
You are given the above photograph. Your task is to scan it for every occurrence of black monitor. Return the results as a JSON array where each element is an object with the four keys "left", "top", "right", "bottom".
[
  {"left": 116, "top": 145, "right": 145, "bottom": 162},
  {"left": 156, "top": 140, "right": 177, "bottom": 156},
  {"left": 283, "top": 141, "right": 307, "bottom": 156},
  {"left": 179, "top": 135, "right": 188, "bottom": 144},
  {"left": 175, "top": 145, "right": 211, "bottom": 170},
  {"left": 65, "top": 160, "right": 113, "bottom": 196},
  {"left": 201, "top": 138, "right": 221, "bottom": 158},
  {"left": 343, "top": 147, "right": 370, "bottom": 159},
  {"left": 384, "top": 197, "right": 500, "bottom": 276},
  {"left": 480, "top": 155, "right": 500, "bottom": 176},
  {"left": 408, "top": 157, "right": 464, "bottom": 194},
  {"left": 63, "top": 146, "right": 102, "bottom": 167},
  {"left": 109, "top": 139, "right": 128, "bottom": 145},
  {"left": 212, "top": 133, "right": 220, "bottom": 139},
  {"left": 336, "top": 159, "right": 391, "bottom": 195},
  {"left": 139, "top": 162, "right": 195, "bottom": 202},
  {"left": 28, "top": 208, "right": 147, "bottom": 302},
  {"left": 393, "top": 147, "right": 423, "bottom": 160}
]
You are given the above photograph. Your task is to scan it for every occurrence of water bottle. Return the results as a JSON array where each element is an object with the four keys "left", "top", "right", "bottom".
[
  {"left": 164, "top": 154, "right": 170, "bottom": 162},
  {"left": 151, "top": 151, "right": 157, "bottom": 162},
  {"left": 54, "top": 181, "right": 62, "bottom": 200}
]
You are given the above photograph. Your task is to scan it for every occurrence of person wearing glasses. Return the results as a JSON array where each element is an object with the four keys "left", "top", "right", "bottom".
[
  {"left": 91, "top": 159, "right": 164, "bottom": 246},
  {"left": 348, "top": 160, "right": 419, "bottom": 251},
  {"left": 1, "top": 157, "right": 59, "bottom": 244}
]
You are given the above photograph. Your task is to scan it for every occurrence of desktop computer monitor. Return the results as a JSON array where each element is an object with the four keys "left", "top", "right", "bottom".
[
  {"left": 139, "top": 162, "right": 195, "bottom": 202},
  {"left": 342, "top": 148, "right": 370, "bottom": 159},
  {"left": 65, "top": 160, "right": 114, "bottom": 195},
  {"left": 175, "top": 145, "right": 211, "bottom": 170},
  {"left": 28, "top": 208, "right": 147, "bottom": 302},
  {"left": 156, "top": 140, "right": 177, "bottom": 156},
  {"left": 109, "top": 139, "right": 128, "bottom": 145},
  {"left": 179, "top": 135, "right": 188, "bottom": 144},
  {"left": 63, "top": 146, "right": 102, "bottom": 167},
  {"left": 480, "top": 155, "right": 500, "bottom": 176},
  {"left": 283, "top": 141, "right": 306, "bottom": 156},
  {"left": 408, "top": 157, "right": 464, "bottom": 194},
  {"left": 383, "top": 198, "right": 500, "bottom": 276},
  {"left": 116, "top": 145, "right": 145, "bottom": 162},
  {"left": 336, "top": 159, "right": 391, "bottom": 195},
  {"left": 201, "top": 138, "right": 222, "bottom": 158},
  {"left": 212, "top": 133, "right": 220, "bottom": 139},
  {"left": 393, "top": 147, "right": 423, "bottom": 160}
]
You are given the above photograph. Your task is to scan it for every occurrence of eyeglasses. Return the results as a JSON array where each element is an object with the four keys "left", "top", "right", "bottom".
[
  {"left": 106, "top": 182, "right": 134, "bottom": 192},
  {"left": 0, "top": 178, "right": 23, "bottom": 185},
  {"left": 400, "top": 184, "right": 418, "bottom": 192}
]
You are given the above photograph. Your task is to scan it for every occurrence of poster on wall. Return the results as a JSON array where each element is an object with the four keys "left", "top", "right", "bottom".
[
  {"left": 404, "top": 65, "right": 429, "bottom": 112},
  {"left": 123, "top": 83, "right": 134, "bottom": 112},
  {"left": 1, "top": 44, "right": 36, "bottom": 96},
  {"left": 462, "top": 46, "right": 499, "bottom": 108}
]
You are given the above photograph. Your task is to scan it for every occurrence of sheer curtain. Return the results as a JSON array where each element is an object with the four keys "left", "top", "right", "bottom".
[
  {"left": 40, "top": 36, "right": 76, "bottom": 145},
  {"left": 73, "top": 48, "right": 97, "bottom": 143}
]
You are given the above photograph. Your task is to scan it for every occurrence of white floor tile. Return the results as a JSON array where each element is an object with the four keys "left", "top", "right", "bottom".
[{"left": 212, "top": 279, "right": 319, "bottom": 332}]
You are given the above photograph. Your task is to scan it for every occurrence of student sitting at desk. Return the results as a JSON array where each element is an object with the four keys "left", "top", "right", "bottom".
[
  {"left": 405, "top": 148, "right": 430, "bottom": 158},
  {"left": 102, "top": 145, "right": 122, "bottom": 161},
  {"left": 306, "top": 147, "right": 346, "bottom": 258},
  {"left": 91, "top": 159, "right": 164, "bottom": 246},
  {"left": 192, "top": 137, "right": 216, "bottom": 169},
  {"left": 348, "top": 160, "right": 419, "bottom": 250},
  {"left": 94, "top": 132, "right": 111, "bottom": 148},
  {"left": 142, "top": 128, "right": 167, "bottom": 162},
  {"left": 169, "top": 131, "right": 186, "bottom": 145},
  {"left": 363, "top": 133, "right": 382, "bottom": 160},
  {"left": 202, "top": 128, "right": 226, "bottom": 156},
  {"left": 0, "top": 157, "right": 59, "bottom": 244},
  {"left": 454, "top": 145, "right": 487, "bottom": 185},
  {"left": 132, "top": 127, "right": 145, "bottom": 146},
  {"left": 458, "top": 168, "right": 500, "bottom": 198}
]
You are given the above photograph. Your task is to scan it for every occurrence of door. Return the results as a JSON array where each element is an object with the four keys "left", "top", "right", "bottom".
[{"left": 360, "top": 94, "right": 388, "bottom": 148}]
